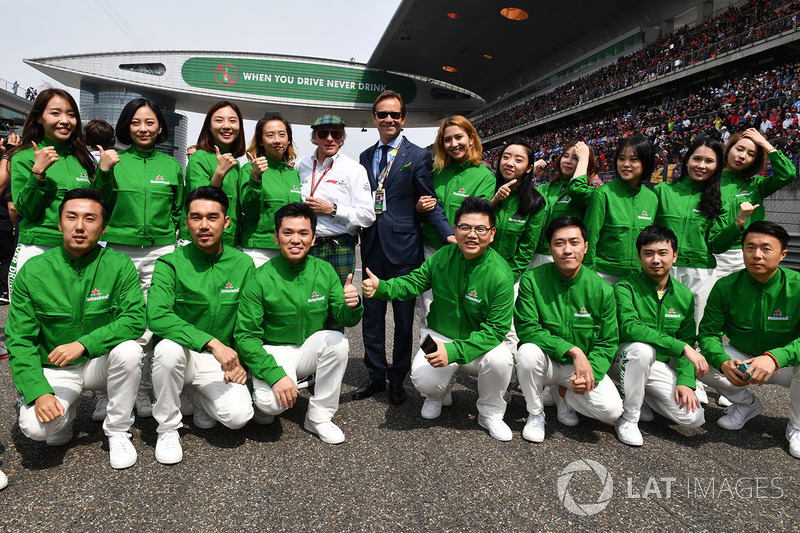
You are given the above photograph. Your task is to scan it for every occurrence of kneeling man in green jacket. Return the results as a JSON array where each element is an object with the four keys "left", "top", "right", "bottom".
[
  {"left": 7, "top": 188, "right": 146, "bottom": 469},
  {"left": 363, "top": 196, "right": 515, "bottom": 441},
  {"left": 515, "top": 216, "right": 623, "bottom": 442},
  {"left": 235, "top": 203, "right": 363, "bottom": 444},
  {"left": 699, "top": 221, "right": 800, "bottom": 458}
]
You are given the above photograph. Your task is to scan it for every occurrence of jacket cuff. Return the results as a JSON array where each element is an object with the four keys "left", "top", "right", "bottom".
[{"left": 77, "top": 335, "right": 100, "bottom": 357}]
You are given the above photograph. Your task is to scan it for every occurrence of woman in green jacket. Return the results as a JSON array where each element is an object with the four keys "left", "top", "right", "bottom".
[
  {"left": 182, "top": 100, "right": 246, "bottom": 246},
  {"left": 714, "top": 128, "right": 796, "bottom": 278},
  {"left": 530, "top": 140, "right": 595, "bottom": 268},
  {"left": 8, "top": 88, "right": 94, "bottom": 293},
  {"left": 240, "top": 112, "right": 302, "bottom": 267},
  {"left": 415, "top": 115, "right": 494, "bottom": 327},
  {"left": 94, "top": 97, "right": 184, "bottom": 417},
  {"left": 585, "top": 135, "right": 658, "bottom": 285}
]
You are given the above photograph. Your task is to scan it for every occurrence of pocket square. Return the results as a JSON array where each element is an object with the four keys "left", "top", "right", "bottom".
[{"left": 401, "top": 163, "right": 411, "bottom": 170}]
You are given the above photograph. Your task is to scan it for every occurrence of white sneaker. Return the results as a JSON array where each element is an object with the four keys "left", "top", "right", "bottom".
[
  {"left": 252, "top": 408, "right": 275, "bottom": 425},
  {"left": 552, "top": 390, "right": 579, "bottom": 427},
  {"left": 717, "top": 395, "right": 732, "bottom": 407},
  {"left": 786, "top": 424, "right": 800, "bottom": 459},
  {"left": 0, "top": 469, "right": 7, "bottom": 490},
  {"left": 615, "top": 418, "right": 643, "bottom": 446},
  {"left": 46, "top": 423, "right": 74, "bottom": 446},
  {"left": 135, "top": 392, "right": 153, "bottom": 418},
  {"left": 717, "top": 397, "right": 763, "bottom": 430},
  {"left": 108, "top": 433, "right": 137, "bottom": 469},
  {"left": 695, "top": 381, "right": 708, "bottom": 404},
  {"left": 639, "top": 403, "right": 654, "bottom": 422},
  {"left": 421, "top": 398, "right": 443, "bottom": 419},
  {"left": 541, "top": 386, "right": 555, "bottom": 407},
  {"left": 155, "top": 429, "right": 183, "bottom": 465},
  {"left": 304, "top": 419, "right": 345, "bottom": 444},
  {"left": 193, "top": 406, "right": 218, "bottom": 429},
  {"left": 179, "top": 392, "right": 195, "bottom": 416},
  {"left": 522, "top": 413, "right": 545, "bottom": 442},
  {"left": 93, "top": 392, "right": 108, "bottom": 422},
  {"left": 478, "top": 415, "right": 512, "bottom": 441}
]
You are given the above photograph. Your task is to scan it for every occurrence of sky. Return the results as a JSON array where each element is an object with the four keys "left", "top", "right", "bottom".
[{"left": 2, "top": 0, "right": 438, "bottom": 159}]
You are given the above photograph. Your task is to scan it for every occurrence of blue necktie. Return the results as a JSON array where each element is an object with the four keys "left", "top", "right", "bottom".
[{"left": 378, "top": 145, "right": 390, "bottom": 175}]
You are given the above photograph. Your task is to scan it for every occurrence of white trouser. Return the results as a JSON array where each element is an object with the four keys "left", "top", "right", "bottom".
[
  {"left": 529, "top": 253, "right": 554, "bottom": 269},
  {"left": 252, "top": 330, "right": 349, "bottom": 424},
  {"left": 700, "top": 345, "right": 800, "bottom": 429},
  {"left": 503, "top": 279, "right": 521, "bottom": 355},
  {"left": 411, "top": 328, "right": 513, "bottom": 418},
  {"left": 516, "top": 343, "right": 623, "bottom": 423},
  {"left": 109, "top": 244, "right": 175, "bottom": 394},
  {"left": 417, "top": 244, "right": 437, "bottom": 330},
  {"left": 596, "top": 271, "right": 623, "bottom": 285},
  {"left": 242, "top": 248, "right": 280, "bottom": 268},
  {"left": 8, "top": 243, "right": 52, "bottom": 297},
  {"left": 713, "top": 248, "right": 744, "bottom": 280},
  {"left": 608, "top": 342, "right": 704, "bottom": 427},
  {"left": 18, "top": 340, "right": 143, "bottom": 439},
  {"left": 671, "top": 266, "right": 716, "bottom": 327},
  {"left": 152, "top": 339, "right": 253, "bottom": 432}
]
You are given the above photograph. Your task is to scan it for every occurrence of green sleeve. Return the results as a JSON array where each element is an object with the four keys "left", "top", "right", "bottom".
[
  {"left": 146, "top": 258, "right": 214, "bottom": 351},
  {"left": 510, "top": 208, "right": 545, "bottom": 279},
  {"left": 374, "top": 258, "right": 433, "bottom": 301},
  {"left": 327, "top": 265, "right": 363, "bottom": 328},
  {"left": 568, "top": 174, "right": 593, "bottom": 210},
  {"left": 92, "top": 167, "right": 117, "bottom": 212},
  {"left": 234, "top": 273, "right": 287, "bottom": 386},
  {"left": 77, "top": 257, "right": 146, "bottom": 356},
  {"left": 444, "top": 273, "right": 513, "bottom": 365},
  {"left": 514, "top": 271, "right": 575, "bottom": 357},
  {"left": 698, "top": 281, "right": 729, "bottom": 370},
  {"left": 586, "top": 285, "right": 618, "bottom": 382},
  {"left": 614, "top": 282, "right": 686, "bottom": 358},
  {"left": 11, "top": 151, "right": 52, "bottom": 221},
  {"left": 757, "top": 150, "right": 796, "bottom": 198},
  {"left": 708, "top": 202, "right": 743, "bottom": 254},
  {"left": 7, "top": 269, "right": 53, "bottom": 403},
  {"left": 475, "top": 167, "right": 496, "bottom": 200},
  {"left": 170, "top": 163, "right": 185, "bottom": 235},
  {"left": 583, "top": 188, "right": 606, "bottom": 269},
  {"left": 185, "top": 153, "right": 213, "bottom": 193},
  {"left": 673, "top": 293, "right": 698, "bottom": 389},
  {"left": 239, "top": 163, "right": 263, "bottom": 221}
]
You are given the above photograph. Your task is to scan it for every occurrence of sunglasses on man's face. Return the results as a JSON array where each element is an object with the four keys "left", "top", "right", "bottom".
[
  {"left": 374, "top": 111, "right": 403, "bottom": 120},
  {"left": 316, "top": 129, "right": 344, "bottom": 140}
]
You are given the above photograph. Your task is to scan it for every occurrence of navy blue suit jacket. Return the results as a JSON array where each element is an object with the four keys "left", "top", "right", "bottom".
[{"left": 360, "top": 136, "right": 451, "bottom": 266}]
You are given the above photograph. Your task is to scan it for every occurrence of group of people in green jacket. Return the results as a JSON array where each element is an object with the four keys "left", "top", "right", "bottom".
[{"left": 0, "top": 87, "right": 798, "bottom": 492}]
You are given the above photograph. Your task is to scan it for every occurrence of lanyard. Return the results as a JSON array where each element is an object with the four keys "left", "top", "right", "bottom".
[
  {"left": 376, "top": 140, "right": 401, "bottom": 191},
  {"left": 309, "top": 158, "right": 334, "bottom": 197}
]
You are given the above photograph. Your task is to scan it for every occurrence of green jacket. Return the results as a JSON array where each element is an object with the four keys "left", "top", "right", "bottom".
[
  {"left": 584, "top": 177, "right": 658, "bottom": 276},
  {"left": 10, "top": 137, "right": 92, "bottom": 246},
  {"left": 615, "top": 271, "right": 697, "bottom": 388},
  {"left": 7, "top": 245, "right": 146, "bottom": 404},
  {"left": 374, "top": 244, "right": 513, "bottom": 365},
  {"left": 235, "top": 254, "right": 363, "bottom": 385},
  {"left": 699, "top": 267, "right": 800, "bottom": 370},
  {"left": 654, "top": 178, "right": 742, "bottom": 268},
  {"left": 147, "top": 243, "right": 254, "bottom": 350},
  {"left": 491, "top": 190, "right": 546, "bottom": 279},
  {"left": 422, "top": 162, "right": 494, "bottom": 249},
  {"left": 93, "top": 145, "right": 184, "bottom": 246},
  {"left": 720, "top": 150, "right": 796, "bottom": 250},
  {"left": 239, "top": 157, "right": 302, "bottom": 249},
  {"left": 181, "top": 149, "right": 242, "bottom": 246},
  {"left": 533, "top": 174, "right": 592, "bottom": 255},
  {"left": 515, "top": 263, "right": 618, "bottom": 382}
]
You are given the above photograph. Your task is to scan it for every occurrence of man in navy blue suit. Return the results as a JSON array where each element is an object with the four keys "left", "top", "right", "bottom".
[{"left": 354, "top": 90, "right": 452, "bottom": 404}]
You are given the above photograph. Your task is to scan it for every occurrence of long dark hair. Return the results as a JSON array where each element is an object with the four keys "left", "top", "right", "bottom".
[
  {"left": 494, "top": 138, "right": 544, "bottom": 217},
  {"left": 680, "top": 136, "right": 723, "bottom": 218},
  {"left": 196, "top": 100, "right": 245, "bottom": 157},
  {"left": 614, "top": 135, "right": 655, "bottom": 183},
  {"left": 8, "top": 88, "right": 95, "bottom": 178}
]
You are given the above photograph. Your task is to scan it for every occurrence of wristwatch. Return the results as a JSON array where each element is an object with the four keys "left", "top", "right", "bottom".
[{"left": 330, "top": 203, "right": 338, "bottom": 217}]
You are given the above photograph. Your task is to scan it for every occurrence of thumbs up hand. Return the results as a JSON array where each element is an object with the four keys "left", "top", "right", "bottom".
[
  {"left": 343, "top": 273, "right": 360, "bottom": 308},
  {"left": 361, "top": 268, "right": 380, "bottom": 298},
  {"left": 31, "top": 141, "right": 59, "bottom": 176},
  {"left": 97, "top": 145, "right": 119, "bottom": 172}
]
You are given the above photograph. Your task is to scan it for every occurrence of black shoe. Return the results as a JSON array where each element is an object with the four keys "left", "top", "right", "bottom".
[
  {"left": 352, "top": 379, "right": 386, "bottom": 400},
  {"left": 388, "top": 381, "right": 407, "bottom": 405}
]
